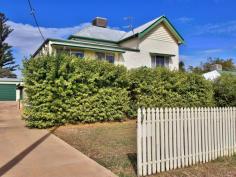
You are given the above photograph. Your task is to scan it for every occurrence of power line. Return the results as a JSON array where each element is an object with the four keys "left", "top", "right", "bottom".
[{"left": 27, "top": 0, "right": 45, "bottom": 41}]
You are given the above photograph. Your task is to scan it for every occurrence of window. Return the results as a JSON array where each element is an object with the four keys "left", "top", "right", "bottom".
[
  {"left": 96, "top": 52, "right": 105, "bottom": 60},
  {"left": 151, "top": 55, "right": 170, "bottom": 68},
  {"left": 106, "top": 53, "right": 115, "bottom": 64},
  {"left": 96, "top": 52, "right": 115, "bottom": 64},
  {"left": 71, "top": 51, "right": 84, "bottom": 58}
]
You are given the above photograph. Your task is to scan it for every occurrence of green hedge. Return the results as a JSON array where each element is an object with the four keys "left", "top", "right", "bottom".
[
  {"left": 23, "top": 55, "right": 215, "bottom": 128},
  {"left": 213, "top": 74, "right": 236, "bottom": 107},
  {"left": 128, "top": 67, "right": 215, "bottom": 116},
  {"left": 23, "top": 54, "right": 129, "bottom": 128}
]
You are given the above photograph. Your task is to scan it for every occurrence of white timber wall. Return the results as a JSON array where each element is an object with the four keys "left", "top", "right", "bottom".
[
  {"left": 137, "top": 107, "right": 236, "bottom": 176},
  {"left": 121, "top": 23, "right": 179, "bottom": 70}
]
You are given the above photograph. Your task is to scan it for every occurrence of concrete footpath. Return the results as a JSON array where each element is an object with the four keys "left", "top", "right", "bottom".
[{"left": 0, "top": 102, "right": 117, "bottom": 177}]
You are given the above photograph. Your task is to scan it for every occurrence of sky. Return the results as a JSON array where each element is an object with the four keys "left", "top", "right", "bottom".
[{"left": 0, "top": 0, "right": 236, "bottom": 77}]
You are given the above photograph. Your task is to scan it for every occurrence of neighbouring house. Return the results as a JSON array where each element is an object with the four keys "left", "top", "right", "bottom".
[
  {"left": 0, "top": 78, "right": 23, "bottom": 101},
  {"left": 33, "top": 16, "right": 184, "bottom": 70},
  {"left": 203, "top": 64, "right": 236, "bottom": 80}
]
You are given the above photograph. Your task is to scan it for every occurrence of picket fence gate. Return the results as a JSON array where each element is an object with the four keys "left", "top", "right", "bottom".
[{"left": 137, "top": 107, "right": 236, "bottom": 176}]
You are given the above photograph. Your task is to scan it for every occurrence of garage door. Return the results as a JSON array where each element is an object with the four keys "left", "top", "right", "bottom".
[{"left": 0, "top": 84, "right": 16, "bottom": 101}]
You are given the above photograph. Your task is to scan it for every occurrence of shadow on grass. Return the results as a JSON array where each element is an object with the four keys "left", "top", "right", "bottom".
[{"left": 127, "top": 153, "right": 137, "bottom": 175}]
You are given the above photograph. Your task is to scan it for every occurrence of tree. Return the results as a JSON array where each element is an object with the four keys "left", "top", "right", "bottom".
[
  {"left": 179, "top": 61, "right": 186, "bottom": 72},
  {"left": 189, "top": 57, "right": 236, "bottom": 74},
  {"left": 0, "top": 68, "right": 16, "bottom": 78},
  {"left": 0, "top": 12, "right": 18, "bottom": 78},
  {"left": 202, "top": 57, "right": 235, "bottom": 72}
]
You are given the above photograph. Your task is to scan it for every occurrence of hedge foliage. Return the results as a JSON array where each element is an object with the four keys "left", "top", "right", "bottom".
[
  {"left": 128, "top": 67, "right": 215, "bottom": 116},
  {"left": 23, "top": 54, "right": 129, "bottom": 128},
  {"left": 23, "top": 54, "right": 215, "bottom": 128},
  {"left": 213, "top": 74, "right": 236, "bottom": 107}
]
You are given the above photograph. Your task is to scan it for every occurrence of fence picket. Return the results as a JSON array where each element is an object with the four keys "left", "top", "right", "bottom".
[
  {"left": 160, "top": 108, "right": 165, "bottom": 172},
  {"left": 142, "top": 108, "right": 147, "bottom": 176},
  {"left": 169, "top": 108, "right": 173, "bottom": 170},
  {"left": 156, "top": 108, "right": 160, "bottom": 172},
  {"left": 165, "top": 108, "right": 170, "bottom": 171},
  {"left": 137, "top": 107, "right": 236, "bottom": 176},
  {"left": 147, "top": 108, "right": 152, "bottom": 175},
  {"left": 191, "top": 108, "right": 195, "bottom": 165},
  {"left": 198, "top": 108, "right": 202, "bottom": 163},
  {"left": 194, "top": 107, "right": 199, "bottom": 164},
  {"left": 180, "top": 108, "right": 185, "bottom": 167},
  {"left": 176, "top": 108, "right": 181, "bottom": 168},
  {"left": 151, "top": 108, "right": 156, "bottom": 174},
  {"left": 173, "top": 108, "right": 177, "bottom": 169},
  {"left": 137, "top": 108, "right": 142, "bottom": 176}
]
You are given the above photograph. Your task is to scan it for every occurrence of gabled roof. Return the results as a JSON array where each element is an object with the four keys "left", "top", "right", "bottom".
[
  {"left": 70, "top": 16, "right": 184, "bottom": 44},
  {"left": 120, "top": 16, "right": 184, "bottom": 44},
  {"left": 71, "top": 25, "right": 126, "bottom": 42}
]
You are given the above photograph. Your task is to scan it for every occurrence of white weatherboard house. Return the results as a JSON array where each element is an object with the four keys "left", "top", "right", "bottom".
[{"left": 33, "top": 16, "right": 184, "bottom": 70}]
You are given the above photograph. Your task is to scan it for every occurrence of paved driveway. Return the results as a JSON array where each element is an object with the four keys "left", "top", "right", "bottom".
[{"left": 0, "top": 102, "right": 117, "bottom": 177}]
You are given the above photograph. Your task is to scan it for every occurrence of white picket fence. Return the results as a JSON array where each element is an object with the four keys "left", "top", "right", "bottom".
[{"left": 137, "top": 107, "right": 236, "bottom": 176}]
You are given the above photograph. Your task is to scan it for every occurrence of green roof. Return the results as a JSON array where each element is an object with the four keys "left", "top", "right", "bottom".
[{"left": 33, "top": 38, "right": 140, "bottom": 57}]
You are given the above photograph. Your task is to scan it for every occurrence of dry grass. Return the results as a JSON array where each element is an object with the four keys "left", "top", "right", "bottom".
[{"left": 54, "top": 120, "right": 236, "bottom": 177}]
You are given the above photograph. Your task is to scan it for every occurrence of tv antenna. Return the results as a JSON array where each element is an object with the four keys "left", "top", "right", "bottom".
[{"left": 123, "top": 16, "right": 135, "bottom": 34}]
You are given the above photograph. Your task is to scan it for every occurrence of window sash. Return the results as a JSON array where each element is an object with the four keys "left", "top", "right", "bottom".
[
  {"left": 151, "top": 55, "right": 170, "bottom": 68},
  {"left": 96, "top": 52, "right": 115, "bottom": 63},
  {"left": 71, "top": 51, "right": 84, "bottom": 58}
]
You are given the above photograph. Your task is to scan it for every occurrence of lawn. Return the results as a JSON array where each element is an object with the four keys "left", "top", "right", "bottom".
[{"left": 54, "top": 120, "right": 236, "bottom": 177}]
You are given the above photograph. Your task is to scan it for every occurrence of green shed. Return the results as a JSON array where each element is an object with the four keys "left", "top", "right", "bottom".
[{"left": 0, "top": 78, "right": 23, "bottom": 101}]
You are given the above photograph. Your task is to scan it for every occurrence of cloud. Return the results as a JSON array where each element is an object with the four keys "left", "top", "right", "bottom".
[
  {"left": 6, "top": 21, "right": 90, "bottom": 57},
  {"left": 176, "top": 17, "right": 193, "bottom": 23},
  {"left": 201, "top": 49, "right": 223, "bottom": 54},
  {"left": 195, "top": 21, "right": 236, "bottom": 36}
]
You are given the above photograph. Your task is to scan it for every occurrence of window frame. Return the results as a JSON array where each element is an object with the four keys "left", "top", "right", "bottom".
[
  {"left": 151, "top": 54, "right": 170, "bottom": 68},
  {"left": 71, "top": 50, "right": 84, "bottom": 58},
  {"left": 96, "top": 52, "right": 115, "bottom": 64}
]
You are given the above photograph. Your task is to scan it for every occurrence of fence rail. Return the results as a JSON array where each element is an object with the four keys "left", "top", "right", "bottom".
[{"left": 137, "top": 107, "right": 236, "bottom": 176}]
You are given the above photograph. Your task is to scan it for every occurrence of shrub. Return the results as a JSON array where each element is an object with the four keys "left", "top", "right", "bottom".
[
  {"left": 128, "top": 67, "right": 215, "bottom": 116},
  {"left": 213, "top": 74, "right": 236, "bottom": 107},
  {"left": 23, "top": 54, "right": 130, "bottom": 128},
  {"left": 23, "top": 55, "right": 216, "bottom": 128}
]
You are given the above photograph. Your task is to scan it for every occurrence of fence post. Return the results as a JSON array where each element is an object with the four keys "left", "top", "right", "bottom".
[
  {"left": 142, "top": 108, "right": 147, "bottom": 176},
  {"left": 137, "top": 108, "right": 142, "bottom": 177}
]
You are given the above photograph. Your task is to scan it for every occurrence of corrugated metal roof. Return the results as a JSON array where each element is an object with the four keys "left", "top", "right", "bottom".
[
  {"left": 73, "top": 17, "right": 162, "bottom": 42},
  {"left": 74, "top": 25, "right": 126, "bottom": 42},
  {"left": 0, "top": 78, "right": 22, "bottom": 82},
  {"left": 120, "top": 17, "right": 161, "bottom": 40}
]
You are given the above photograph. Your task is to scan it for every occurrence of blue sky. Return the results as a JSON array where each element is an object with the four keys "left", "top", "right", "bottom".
[{"left": 0, "top": 0, "right": 236, "bottom": 77}]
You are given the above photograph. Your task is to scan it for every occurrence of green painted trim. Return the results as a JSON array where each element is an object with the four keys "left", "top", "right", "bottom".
[
  {"left": 52, "top": 43, "right": 126, "bottom": 53},
  {"left": 68, "top": 35, "right": 118, "bottom": 44},
  {"left": 150, "top": 52, "right": 175, "bottom": 57},
  {"left": 138, "top": 16, "right": 184, "bottom": 44},
  {"left": 50, "top": 38, "right": 121, "bottom": 48}
]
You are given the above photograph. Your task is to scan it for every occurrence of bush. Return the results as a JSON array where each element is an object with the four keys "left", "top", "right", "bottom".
[
  {"left": 23, "top": 55, "right": 216, "bottom": 128},
  {"left": 213, "top": 74, "right": 236, "bottom": 107},
  {"left": 23, "top": 54, "right": 130, "bottom": 128},
  {"left": 128, "top": 67, "right": 215, "bottom": 116}
]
